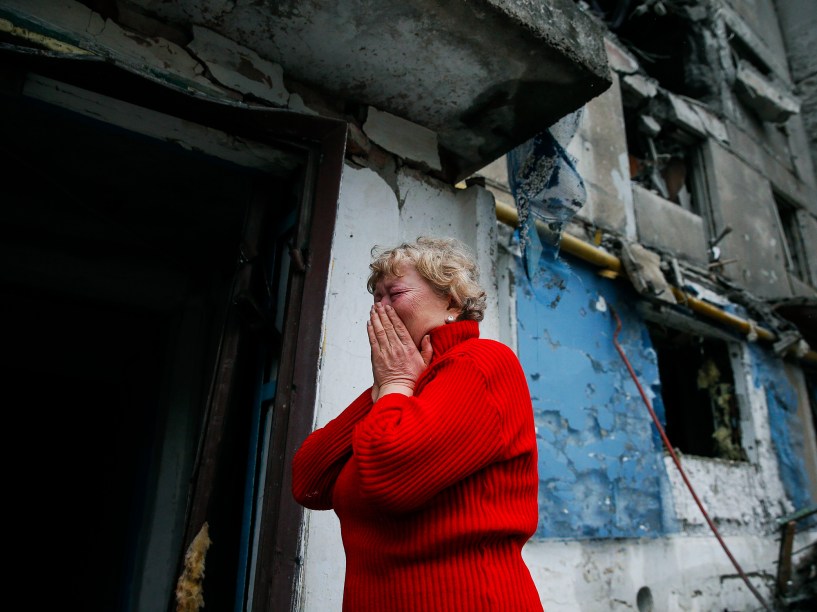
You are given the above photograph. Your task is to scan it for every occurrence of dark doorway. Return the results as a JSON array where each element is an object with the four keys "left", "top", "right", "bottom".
[
  {"left": 1, "top": 91, "right": 285, "bottom": 610},
  {"left": 0, "top": 69, "right": 338, "bottom": 610}
]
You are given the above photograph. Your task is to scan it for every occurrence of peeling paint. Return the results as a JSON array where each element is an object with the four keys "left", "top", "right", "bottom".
[
  {"left": 610, "top": 153, "right": 630, "bottom": 203},
  {"left": 364, "top": 107, "right": 442, "bottom": 171},
  {"left": 751, "top": 345, "right": 815, "bottom": 511},
  {"left": 516, "top": 253, "right": 675, "bottom": 538},
  {"left": 189, "top": 25, "right": 289, "bottom": 106},
  {"left": 524, "top": 288, "right": 817, "bottom": 540}
]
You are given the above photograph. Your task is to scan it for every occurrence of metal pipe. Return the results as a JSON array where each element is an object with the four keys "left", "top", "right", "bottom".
[
  {"left": 669, "top": 287, "right": 776, "bottom": 342},
  {"left": 494, "top": 201, "right": 621, "bottom": 274},
  {"left": 494, "top": 201, "right": 817, "bottom": 364}
]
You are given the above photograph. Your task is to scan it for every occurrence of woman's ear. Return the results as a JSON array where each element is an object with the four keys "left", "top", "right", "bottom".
[{"left": 447, "top": 297, "right": 461, "bottom": 313}]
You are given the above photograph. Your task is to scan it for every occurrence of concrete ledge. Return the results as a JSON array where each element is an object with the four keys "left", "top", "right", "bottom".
[{"left": 632, "top": 184, "right": 708, "bottom": 266}]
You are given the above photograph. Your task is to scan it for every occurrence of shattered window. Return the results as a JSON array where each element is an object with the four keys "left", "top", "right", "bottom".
[
  {"left": 624, "top": 106, "right": 701, "bottom": 214},
  {"left": 587, "top": 1, "right": 712, "bottom": 214},
  {"left": 774, "top": 192, "right": 810, "bottom": 283},
  {"left": 807, "top": 372, "right": 817, "bottom": 449},
  {"left": 585, "top": 0, "right": 718, "bottom": 101},
  {"left": 726, "top": 24, "right": 771, "bottom": 77},
  {"left": 647, "top": 321, "right": 747, "bottom": 461},
  {"left": 726, "top": 22, "right": 800, "bottom": 127}
]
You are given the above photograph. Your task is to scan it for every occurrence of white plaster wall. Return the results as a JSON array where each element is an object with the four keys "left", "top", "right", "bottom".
[
  {"left": 297, "top": 163, "right": 503, "bottom": 611},
  {"left": 396, "top": 169, "right": 500, "bottom": 340},
  {"left": 733, "top": 343, "right": 794, "bottom": 519},
  {"left": 523, "top": 535, "right": 778, "bottom": 611},
  {"left": 297, "top": 164, "right": 398, "bottom": 612},
  {"left": 663, "top": 454, "right": 787, "bottom": 534}
]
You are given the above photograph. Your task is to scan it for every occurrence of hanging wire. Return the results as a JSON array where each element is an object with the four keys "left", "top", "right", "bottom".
[{"left": 609, "top": 305, "right": 773, "bottom": 612}]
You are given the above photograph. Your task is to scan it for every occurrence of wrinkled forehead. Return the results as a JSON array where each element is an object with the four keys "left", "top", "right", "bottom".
[
  {"left": 382, "top": 251, "right": 415, "bottom": 273},
  {"left": 372, "top": 255, "right": 412, "bottom": 283},
  {"left": 373, "top": 261, "right": 412, "bottom": 289},
  {"left": 368, "top": 245, "right": 426, "bottom": 295}
]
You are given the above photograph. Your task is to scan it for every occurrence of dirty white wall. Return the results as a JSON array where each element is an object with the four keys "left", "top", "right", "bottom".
[
  {"left": 525, "top": 535, "right": 778, "bottom": 611},
  {"left": 569, "top": 66, "right": 636, "bottom": 240}
]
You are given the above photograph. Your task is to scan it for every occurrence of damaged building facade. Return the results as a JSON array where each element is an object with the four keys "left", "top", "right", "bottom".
[
  {"left": 476, "top": 1, "right": 817, "bottom": 610},
  {"left": 1, "top": 1, "right": 815, "bottom": 611}
]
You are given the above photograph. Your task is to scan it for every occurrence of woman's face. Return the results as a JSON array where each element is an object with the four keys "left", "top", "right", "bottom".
[{"left": 372, "top": 263, "right": 453, "bottom": 347}]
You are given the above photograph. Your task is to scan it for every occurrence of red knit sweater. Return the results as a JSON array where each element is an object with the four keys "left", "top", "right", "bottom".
[{"left": 292, "top": 320, "right": 542, "bottom": 611}]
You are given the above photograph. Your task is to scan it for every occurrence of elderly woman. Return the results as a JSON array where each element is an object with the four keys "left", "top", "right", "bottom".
[{"left": 292, "top": 236, "right": 542, "bottom": 611}]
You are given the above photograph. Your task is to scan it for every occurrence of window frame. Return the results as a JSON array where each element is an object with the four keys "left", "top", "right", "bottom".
[{"left": 639, "top": 302, "right": 749, "bottom": 462}]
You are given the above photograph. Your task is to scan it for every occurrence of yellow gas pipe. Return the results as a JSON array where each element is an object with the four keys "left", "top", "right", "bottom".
[{"left": 494, "top": 201, "right": 817, "bottom": 365}]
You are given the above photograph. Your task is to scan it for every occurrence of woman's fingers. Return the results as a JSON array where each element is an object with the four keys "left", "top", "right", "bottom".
[
  {"left": 366, "top": 302, "right": 428, "bottom": 400},
  {"left": 368, "top": 303, "right": 390, "bottom": 347},
  {"left": 371, "top": 302, "right": 407, "bottom": 350},
  {"left": 372, "top": 302, "right": 412, "bottom": 351},
  {"left": 366, "top": 312, "right": 379, "bottom": 348},
  {"left": 383, "top": 304, "right": 414, "bottom": 346}
]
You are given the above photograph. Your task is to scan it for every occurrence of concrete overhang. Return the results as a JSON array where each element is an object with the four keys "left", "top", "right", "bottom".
[
  {"left": 108, "top": 0, "right": 612, "bottom": 183},
  {"left": 771, "top": 297, "right": 817, "bottom": 351}
]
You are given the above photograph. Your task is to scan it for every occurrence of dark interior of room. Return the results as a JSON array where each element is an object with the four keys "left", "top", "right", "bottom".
[{"left": 0, "top": 93, "right": 280, "bottom": 610}]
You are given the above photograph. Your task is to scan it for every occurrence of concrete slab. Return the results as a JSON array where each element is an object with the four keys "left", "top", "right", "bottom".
[
  {"left": 704, "top": 142, "right": 792, "bottom": 299},
  {"left": 108, "top": 0, "right": 612, "bottom": 183},
  {"left": 363, "top": 107, "right": 441, "bottom": 171},
  {"left": 631, "top": 184, "right": 708, "bottom": 266},
  {"left": 735, "top": 60, "right": 800, "bottom": 124}
]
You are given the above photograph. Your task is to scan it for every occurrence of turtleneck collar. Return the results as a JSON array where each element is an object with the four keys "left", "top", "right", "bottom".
[{"left": 427, "top": 319, "right": 479, "bottom": 362}]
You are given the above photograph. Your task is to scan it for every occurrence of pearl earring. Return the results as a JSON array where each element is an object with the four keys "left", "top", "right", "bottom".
[{"left": 445, "top": 315, "right": 455, "bottom": 323}]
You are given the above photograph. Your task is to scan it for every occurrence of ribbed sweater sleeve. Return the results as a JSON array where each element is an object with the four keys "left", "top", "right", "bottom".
[
  {"left": 291, "top": 388, "right": 374, "bottom": 510},
  {"left": 352, "top": 353, "right": 506, "bottom": 513}
]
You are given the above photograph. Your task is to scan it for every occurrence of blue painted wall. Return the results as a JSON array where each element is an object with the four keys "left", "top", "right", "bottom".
[
  {"left": 515, "top": 253, "right": 677, "bottom": 538},
  {"left": 515, "top": 249, "right": 817, "bottom": 539},
  {"left": 750, "top": 345, "right": 816, "bottom": 512}
]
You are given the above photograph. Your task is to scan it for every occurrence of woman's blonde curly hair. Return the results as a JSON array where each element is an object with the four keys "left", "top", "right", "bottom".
[{"left": 366, "top": 236, "right": 487, "bottom": 322}]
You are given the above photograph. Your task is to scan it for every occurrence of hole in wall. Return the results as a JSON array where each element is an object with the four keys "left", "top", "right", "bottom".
[
  {"left": 646, "top": 321, "right": 747, "bottom": 461},
  {"left": 636, "top": 586, "right": 654, "bottom": 612}
]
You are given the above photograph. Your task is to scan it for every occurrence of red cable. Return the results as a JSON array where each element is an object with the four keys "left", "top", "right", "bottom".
[{"left": 609, "top": 306, "right": 772, "bottom": 611}]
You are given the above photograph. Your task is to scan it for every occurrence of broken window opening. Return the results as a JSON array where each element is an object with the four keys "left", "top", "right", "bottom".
[
  {"left": 624, "top": 106, "right": 701, "bottom": 214},
  {"left": 807, "top": 371, "right": 817, "bottom": 453},
  {"left": 647, "top": 321, "right": 747, "bottom": 461},
  {"left": 726, "top": 24, "right": 801, "bottom": 128},
  {"left": 774, "top": 192, "right": 810, "bottom": 284},
  {"left": 588, "top": 1, "right": 716, "bottom": 101},
  {"left": 725, "top": 25, "right": 772, "bottom": 78}
]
